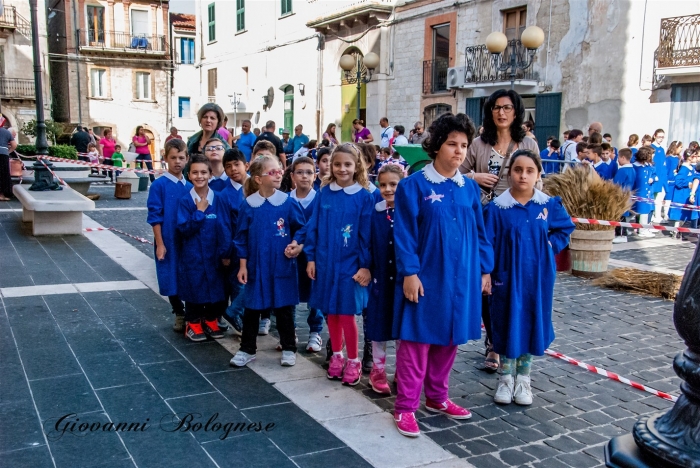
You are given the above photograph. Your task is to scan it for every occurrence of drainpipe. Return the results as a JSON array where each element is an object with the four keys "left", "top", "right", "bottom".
[{"left": 71, "top": 0, "right": 82, "bottom": 126}]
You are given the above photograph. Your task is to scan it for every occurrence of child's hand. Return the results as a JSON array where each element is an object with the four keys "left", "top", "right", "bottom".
[
  {"left": 403, "top": 275, "right": 424, "bottom": 303},
  {"left": 481, "top": 274, "right": 492, "bottom": 295},
  {"left": 156, "top": 244, "right": 166, "bottom": 261},
  {"left": 237, "top": 266, "right": 247, "bottom": 284},
  {"left": 306, "top": 261, "right": 316, "bottom": 280},
  {"left": 222, "top": 258, "right": 231, "bottom": 267},
  {"left": 196, "top": 197, "right": 209, "bottom": 212},
  {"left": 353, "top": 268, "right": 371, "bottom": 287},
  {"left": 285, "top": 241, "right": 303, "bottom": 258}
]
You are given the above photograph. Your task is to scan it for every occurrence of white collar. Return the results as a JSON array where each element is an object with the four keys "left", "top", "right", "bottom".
[
  {"left": 368, "top": 183, "right": 377, "bottom": 192},
  {"left": 593, "top": 161, "right": 603, "bottom": 168},
  {"left": 422, "top": 163, "right": 465, "bottom": 187},
  {"left": 375, "top": 199, "right": 391, "bottom": 212},
  {"left": 290, "top": 188, "right": 316, "bottom": 208},
  {"left": 633, "top": 162, "right": 643, "bottom": 167},
  {"left": 246, "top": 189, "right": 288, "bottom": 208},
  {"left": 619, "top": 163, "right": 633, "bottom": 169},
  {"left": 190, "top": 187, "right": 215, "bottom": 205},
  {"left": 652, "top": 142, "right": 662, "bottom": 148},
  {"left": 229, "top": 179, "right": 242, "bottom": 191},
  {"left": 604, "top": 159, "right": 613, "bottom": 165},
  {"left": 210, "top": 172, "right": 229, "bottom": 182},
  {"left": 163, "top": 171, "right": 186, "bottom": 185},
  {"left": 329, "top": 181, "right": 363, "bottom": 194},
  {"left": 683, "top": 162, "right": 694, "bottom": 169},
  {"left": 493, "top": 188, "right": 550, "bottom": 209}
]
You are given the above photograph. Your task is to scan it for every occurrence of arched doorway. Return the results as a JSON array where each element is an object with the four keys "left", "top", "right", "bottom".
[
  {"left": 340, "top": 47, "right": 367, "bottom": 143},
  {"left": 282, "top": 85, "right": 294, "bottom": 133}
]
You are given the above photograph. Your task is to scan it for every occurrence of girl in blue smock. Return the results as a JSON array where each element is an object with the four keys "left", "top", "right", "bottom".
[
  {"left": 484, "top": 150, "right": 574, "bottom": 406},
  {"left": 176, "top": 155, "right": 232, "bottom": 342},
  {"left": 632, "top": 146, "right": 658, "bottom": 238},
  {"left": 367, "top": 163, "right": 405, "bottom": 395},
  {"left": 668, "top": 150, "right": 699, "bottom": 224},
  {"left": 663, "top": 142, "right": 682, "bottom": 222},
  {"left": 392, "top": 113, "right": 494, "bottom": 438},
  {"left": 230, "top": 156, "right": 306, "bottom": 368},
  {"left": 304, "top": 143, "right": 374, "bottom": 387},
  {"left": 147, "top": 139, "right": 192, "bottom": 332},
  {"left": 651, "top": 129, "right": 667, "bottom": 221}
]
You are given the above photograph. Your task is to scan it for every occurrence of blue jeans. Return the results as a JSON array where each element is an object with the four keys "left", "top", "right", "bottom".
[
  {"left": 224, "top": 283, "right": 245, "bottom": 322},
  {"left": 307, "top": 307, "right": 324, "bottom": 334}
]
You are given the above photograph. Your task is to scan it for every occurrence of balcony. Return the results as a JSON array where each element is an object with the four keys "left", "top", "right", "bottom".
[
  {"left": 654, "top": 13, "right": 700, "bottom": 83},
  {"left": 0, "top": 78, "right": 36, "bottom": 100},
  {"left": 77, "top": 30, "right": 168, "bottom": 55},
  {"left": 306, "top": 0, "right": 393, "bottom": 32},
  {"left": 422, "top": 59, "right": 449, "bottom": 95},
  {"left": 0, "top": 6, "right": 31, "bottom": 38}
]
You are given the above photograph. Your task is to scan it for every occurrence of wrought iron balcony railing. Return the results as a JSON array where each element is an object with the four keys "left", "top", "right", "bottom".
[
  {"left": 0, "top": 78, "right": 36, "bottom": 99},
  {"left": 464, "top": 41, "right": 539, "bottom": 84},
  {"left": 77, "top": 30, "right": 168, "bottom": 53},
  {"left": 657, "top": 13, "right": 700, "bottom": 68},
  {"left": 422, "top": 59, "right": 449, "bottom": 95},
  {"left": 0, "top": 6, "right": 32, "bottom": 37}
]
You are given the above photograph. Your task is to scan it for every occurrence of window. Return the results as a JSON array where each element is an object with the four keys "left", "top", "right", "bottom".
[
  {"left": 178, "top": 97, "right": 191, "bottom": 118},
  {"left": 503, "top": 7, "right": 527, "bottom": 42},
  {"left": 135, "top": 72, "right": 150, "bottom": 100},
  {"left": 90, "top": 68, "right": 107, "bottom": 97},
  {"left": 236, "top": 0, "right": 245, "bottom": 32},
  {"left": 180, "top": 38, "right": 194, "bottom": 64},
  {"left": 424, "top": 103, "right": 452, "bottom": 128},
  {"left": 428, "top": 23, "right": 450, "bottom": 94},
  {"left": 207, "top": 68, "right": 217, "bottom": 99},
  {"left": 131, "top": 9, "right": 149, "bottom": 36},
  {"left": 86, "top": 5, "right": 105, "bottom": 43},
  {"left": 281, "top": 0, "right": 292, "bottom": 16},
  {"left": 207, "top": 3, "right": 216, "bottom": 42}
]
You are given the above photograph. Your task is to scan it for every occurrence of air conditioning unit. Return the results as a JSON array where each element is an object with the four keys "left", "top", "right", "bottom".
[{"left": 447, "top": 66, "right": 467, "bottom": 88}]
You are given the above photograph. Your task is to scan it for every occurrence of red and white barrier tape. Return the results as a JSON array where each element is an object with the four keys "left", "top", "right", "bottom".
[
  {"left": 631, "top": 195, "right": 700, "bottom": 212},
  {"left": 26, "top": 155, "right": 162, "bottom": 176},
  {"left": 38, "top": 158, "right": 68, "bottom": 187},
  {"left": 544, "top": 349, "right": 678, "bottom": 402},
  {"left": 571, "top": 217, "right": 700, "bottom": 234},
  {"left": 84, "top": 227, "right": 154, "bottom": 245}
]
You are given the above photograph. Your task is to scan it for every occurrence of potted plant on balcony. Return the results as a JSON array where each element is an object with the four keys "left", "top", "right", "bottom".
[{"left": 543, "top": 166, "right": 632, "bottom": 278}]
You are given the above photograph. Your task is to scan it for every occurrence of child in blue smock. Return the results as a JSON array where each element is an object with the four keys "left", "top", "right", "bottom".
[
  {"left": 177, "top": 155, "right": 232, "bottom": 342},
  {"left": 651, "top": 129, "right": 667, "bottom": 222},
  {"left": 289, "top": 156, "right": 325, "bottom": 354},
  {"left": 392, "top": 113, "right": 494, "bottom": 438},
  {"left": 668, "top": 150, "right": 699, "bottom": 227},
  {"left": 663, "top": 143, "right": 682, "bottom": 223},
  {"left": 304, "top": 143, "right": 374, "bottom": 387},
  {"left": 147, "top": 139, "right": 192, "bottom": 332},
  {"left": 632, "top": 146, "right": 658, "bottom": 238},
  {"left": 204, "top": 137, "right": 230, "bottom": 192},
  {"left": 313, "top": 148, "right": 331, "bottom": 192},
  {"left": 484, "top": 150, "right": 575, "bottom": 406},
  {"left": 219, "top": 148, "right": 249, "bottom": 332},
  {"left": 612, "top": 149, "right": 635, "bottom": 243},
  {"left": 230, "top": 155, "right": 306, "bottom": 367},
  {"left": 367, "top": 163, "right": 404, "bottom": 395}
]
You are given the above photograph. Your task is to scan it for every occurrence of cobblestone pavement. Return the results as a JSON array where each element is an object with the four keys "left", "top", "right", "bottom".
[{"left": 1, "top": 184, "right": 691, "bottom": 468}]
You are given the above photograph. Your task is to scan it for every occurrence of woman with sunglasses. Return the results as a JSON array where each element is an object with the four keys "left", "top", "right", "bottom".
[{"left": 459, "top": 89, "right": 539, "bottom": 373}]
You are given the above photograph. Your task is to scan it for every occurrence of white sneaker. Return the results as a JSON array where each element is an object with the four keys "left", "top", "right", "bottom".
[
  {"left": 494, "top": 374, "right": 514, "bottom": 404},
  {"left": 258, "top": 318, "right": 271, "bottom": 335},
  {"left": 651, "top": 216, "right": 662, "bottom": 224},
  {"left": 513, "top": 374, "right": 533, "bottom": 405},
  {"left": 638, "top": 229, "right": 655, "bottom": 238},
  {"left": 306, "top": 332, "right": 323, "bottom": 352},
  {"left": 230, "top": 351, "right": 256, "bottom": 367},
  {"left": 612, "top": 236, "right": 628, "bottom": 244},
  {"left": 281, "top": 350, "right": 296, "bottom": 366},
  {"left": 275, "top": 335, "right": 298, "bottom": 351}
]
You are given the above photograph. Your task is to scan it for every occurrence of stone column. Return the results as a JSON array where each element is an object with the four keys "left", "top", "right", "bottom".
[
  {"left": 107, "top": 0, "right": 115, "bottom": 33},
  {"left": 162, "top": 3, "right": 169, "bottom": 55},
  {"left": 150, "top": 3, "right": 157, "bottom": 37},
  {"left": 123, "top": 0, "right": 131, "bottom": 33}
]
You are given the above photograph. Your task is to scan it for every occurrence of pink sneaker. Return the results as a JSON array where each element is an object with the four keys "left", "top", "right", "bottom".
[
  {"left": 394, "top": 412, "right": 420, "bottom": 437},
  {"left": 327, "top": 354, "right": 345, "bottom": 380},
  {"left": 369, "top": 367, "right": 391, "bottom": 394},
  {"left": 342, "top": 359, "right": 362, "bottom": 386},
  {"left": 425, "top": 399, "right": 472, "bottom": 420}
]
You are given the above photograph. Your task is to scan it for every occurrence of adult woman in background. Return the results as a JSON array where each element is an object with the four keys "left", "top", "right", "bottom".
[
  {"left": 132, "top": 126, "right": 155, "bottom": 182},
  {"left": 459, "top": 88, "right": 539, "bottom": 373},
  {"left": 187, "top": 103, "right": 230, "bottom": 156},
  {"left": 322, "top": 123, "right": 338, "bottom": 147}
]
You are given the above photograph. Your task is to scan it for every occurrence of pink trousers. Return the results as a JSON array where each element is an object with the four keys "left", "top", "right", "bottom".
[{"left": 394, "top": 340, "right": 457, "bottom": 413}]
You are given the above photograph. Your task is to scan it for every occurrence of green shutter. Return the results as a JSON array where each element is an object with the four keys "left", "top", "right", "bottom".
[
  {"left": 236, "top": 0, "right": 245, "bottom": 31},
  {"left": 208, "top": 3, "right": 216, "bottom": 42},
  {"left": 465, "top": 97, "right": 484, "bottom": 128},
  {"left": 534, "top": 93, "right": 562, "bottom": 150},
  {"left": 281, "top": 0, "right": 292, "bottom": 16}
]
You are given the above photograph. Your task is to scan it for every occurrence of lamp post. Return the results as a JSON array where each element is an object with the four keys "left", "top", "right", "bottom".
[
  {"left": 339, "top": 51, "right": 380, "bottom": 120},
  {"left": 228, "top": 93, "right": 241, "bottom": 137},
  {"left": 485, "top": 26, "right": 545, "bottom": 90}
]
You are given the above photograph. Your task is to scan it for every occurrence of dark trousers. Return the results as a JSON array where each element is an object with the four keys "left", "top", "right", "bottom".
[
  {"left": 184, "top": 301, "right": 226, "bottom": 323},
  {"left": 241, "top": 306, "right": 296, "bottom": 355},
  {"left": 615, "top": 214, "right": 634, "bottom": 237},
  {"left": 0, "top": 154, "right": 12, "bottom": 198},
  {"left": 168, "top": 295, "right": 185, "bottom": 316},
  {"left": 102, "top": 159, "right": 114, "bottom": 181},
  {"left": 136, "top": 154, "right": 155, "bottom": 182},
  {"left": 482, "top": 295, "right": 493, "bottom": 348}
]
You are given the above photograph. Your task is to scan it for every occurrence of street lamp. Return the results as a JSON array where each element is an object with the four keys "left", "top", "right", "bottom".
[
  {"left": 485, "top": 25, "right": 545, "bottom": 90},
  {"left": 228, "top": 93, "right": 241, "bottom": 137},
  {"left": 339, "top": 51, "right": 380, "bottom": 120}
]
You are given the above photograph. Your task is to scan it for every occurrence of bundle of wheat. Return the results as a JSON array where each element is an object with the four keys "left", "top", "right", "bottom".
[
  {"left": 543, "top": 166, "right": 633, "bottom": 231},
  {"left": 593, "top": 268, "right": 683, "bottom": 299}
]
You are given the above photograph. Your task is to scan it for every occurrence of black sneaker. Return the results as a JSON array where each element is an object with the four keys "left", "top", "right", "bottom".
[
  {"left": 362, "top": 341, "right": 373, "bottom": 374},
  {"left": 222, "top": 313, "right": 243, "bottom": 333},
  {"left": 203, "top": 319, "right": 224, "bottom": 339},
  {"left": 217, "top": 317, "right": 230, "bottom": 331},
  {"left": 326, "top": 337, "right": 333, "bottom": 362},
  {"left": 185, "top": 321, "right": 207, "bottom": 342}
]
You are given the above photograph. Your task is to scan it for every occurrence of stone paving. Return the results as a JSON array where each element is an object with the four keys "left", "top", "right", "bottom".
[{"left": 0, "top": 183, "right": 693, "bottom": 468}]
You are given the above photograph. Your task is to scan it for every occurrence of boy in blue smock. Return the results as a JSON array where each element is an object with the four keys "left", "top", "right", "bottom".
[
  {"left": 601, "top": 143, "right": 618, "bottom": 180},
  {"left": 147, "top": 139, "right": 192, "bottom": 332},
  {"left": 589, "top": 145, "right": 612, "bottom": 180},
  {"left": 540, "top": 137, "right": 562, "bottom": 176},
  {"left": 204, "top": 137, "right": 230, "bottom": 192},
  {"left": 219, "top": 148, "right": 249, "bottom": 332},
  {"left": 668, "top": 149, "right": 699, "bottom": 241},
  {"left": 651, "top": 129, "right": 667, "bottom": 222},
  {"left": 612, "top": 149, "right": 635, "bottom": 243},
  {"left": 177, "top": 155, "right": 232, "bottom": 342},
  {"left": 633, "top": 146, "right": 658, "bottom": 238}
]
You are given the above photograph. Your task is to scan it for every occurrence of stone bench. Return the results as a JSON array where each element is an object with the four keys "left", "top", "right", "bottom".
[
  {"left": 14, "top": 176, "right": 108, "bottom": 196},
  {"left": 12, "top": 184, "right": 95, "bottom": 236}
]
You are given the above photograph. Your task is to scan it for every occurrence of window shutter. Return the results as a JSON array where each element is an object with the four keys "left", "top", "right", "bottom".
[
  {"left": 465, "top": 97, "right": 484, "bottom": 128},
  {"left": 534, "top": 93, "right": 562, "bottom": 150}
]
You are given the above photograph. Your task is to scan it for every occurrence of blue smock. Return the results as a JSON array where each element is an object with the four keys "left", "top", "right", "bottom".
[
  {"left": 146, "top": 173, "right": 192, "bottom": 296},
  {"left": 632, "top": 163, "right": 657, "bottom": 215},
  {"left": 614, "top": 164, "right": 636, "bottom": 217},
  {"left": 484, "top": 189, "right": 574, "bottom": 359},
  {"left": 208, "top": 173, "right": 229, "bottom": 193},
  {"left": 665, "top": 156, "right": 680, "bottom": 201},
  {"left": 290, "top": 188, "right": 317, "bottom": 302},
  {"left": 234, "top": 190, "right": 306, "bottom": 310},
  {"left": 392, "top": 164, "right": 494, "bottom": 346},
  {"left": 303, "top": 182, "right": 374, "bottom": 316},
  {"left": 668, "top": 164, "right": 699, "bottom": 221},
  {"left": 652, "top": 143, "right": 667, "bottom": 193},
  {"left": 366, "top": 200, "right": 397, "bottom": 342},
  {"left": 593, "top": 161, "right": 613, "bottom": 180}
]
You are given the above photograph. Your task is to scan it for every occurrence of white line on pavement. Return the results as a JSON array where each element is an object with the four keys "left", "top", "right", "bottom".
[{"left": 0, "top": 280, "right": 148, "bottom": 298}]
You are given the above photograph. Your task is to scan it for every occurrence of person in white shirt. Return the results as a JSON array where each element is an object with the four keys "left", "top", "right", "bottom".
[
  {"left": 561, "top": 129, "right": 584, "bottom": 172},
  {"left": 378, "top": 117, "right": 394, "bottom": 148},
  {"left": 392, "top": 125, "right": 409, "bottom": 149}
]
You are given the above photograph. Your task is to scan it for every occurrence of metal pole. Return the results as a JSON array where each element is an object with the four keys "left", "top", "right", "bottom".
[
  {"left": 29, "top": 0, "right": 48, "bottom": 155},
  {"left": 71, "top": 0, "right": 82, "bottom": 126},
  {"left": 356, "top": 55, "right": 361, "bottom": 121},
  {"left": 509, "top": 45, "right": 517, "bottom": 91}
]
